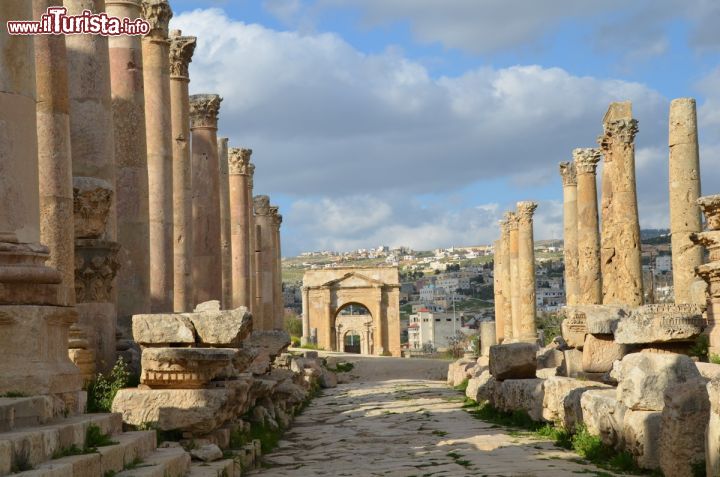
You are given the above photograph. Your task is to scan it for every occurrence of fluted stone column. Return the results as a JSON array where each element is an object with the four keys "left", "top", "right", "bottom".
[
  {"left": 500, "top": 216, "right": 513, "bottom": 342},
  {"left": 142, "top": 0, "right": 173, "bottom": 312},
  {"left": 218, "top": 138, "right": 232, "bottom": 309},
  {"left": 229, "top": 148, "right": 252, "bottom": 309},
  {"left": 190, "top": 94, "right": 223, "bottom": 306},
  {"left": 516, "top": 201, "right": 538, "bottom": 342},
  {"left": 598, "top": 102, "right": 643, "bottom": 306},
  {"left": 248, "top": 163, "right": 257, "bottom": 315},
  {"left": 574, "top": 148, "right": 603, "bottom": 304},
  {"left": 108, "top": 0, "right": 151, "bottom": 330},
  {"left": 254, "top": 196, "right": 275, "bottom": 330},
  {"left": 271, "top": 206, "right": 283, "bottom": 329},
  {"left": 508, "top": 213, "right": 521, "bottom": 341},
  {"left": 669, "top": 98, "right": 704, "bottom": 304},
  {"left": 493, "top": 238, "right": 506, "bottom": 343},
  {"left": 66, "top": 0, "right": 119, "bottom": 373},
  {"left": 169, "top": 31, "right": 196, "bottom": 312},
  {"left": 34, "top": 0, "right": 74, "bottom": 307},
  {"left": 1, "top": 0, "right": 81, "bottom": 401},
  {"left": 559, "top": 161, "right": 578, "bottom": 306}
]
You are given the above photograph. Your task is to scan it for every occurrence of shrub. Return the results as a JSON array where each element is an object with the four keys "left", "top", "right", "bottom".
[
  {"left": 690, "top": 334, "right": 710, "bottom": 361},
  {"left": 87, "top": 357, "right": 132, "bottom": 413},
  {"left": 284, "top": 315, "right": 303, "bottom": 337}
]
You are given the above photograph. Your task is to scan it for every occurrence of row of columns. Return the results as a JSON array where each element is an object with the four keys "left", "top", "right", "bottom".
[
  {"left": 1, "top": 0, "right": 286, "bottom": 382},
  {"left": 559, "top": 99, "right": 703, "bottom": 307},
  {"left": 493, "top": 202, "right": 538, "bottom": 343}
]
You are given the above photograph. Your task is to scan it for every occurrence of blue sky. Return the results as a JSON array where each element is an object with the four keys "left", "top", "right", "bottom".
[{"left": 170, "top": 0, "right": 720, "bottom": 256}]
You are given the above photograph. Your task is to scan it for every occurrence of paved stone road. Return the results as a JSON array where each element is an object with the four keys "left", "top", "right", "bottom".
[{"left": 249, "top": 355, "right": 627, "bottom": 477}]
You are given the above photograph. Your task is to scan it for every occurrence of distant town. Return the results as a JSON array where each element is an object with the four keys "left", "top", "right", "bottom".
[{"left": 281, "top": 229, "right": 674, "bottom": 353}]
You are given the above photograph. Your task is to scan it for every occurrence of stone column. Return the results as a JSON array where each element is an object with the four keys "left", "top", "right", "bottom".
[
  {"left": 142, "top": 0, "right": 174, "bottom": 312},
  {"left": 1, "top": 0, "right": 82, "bottom": 404},
  {"left": 248, "top": 163, "right": 257, "bottom": 314},
  {"left": 190, "top": 94, "right": 223, "bottom": 305},
  {"left": 559, "top": 161, "right": 579, "bottom": 306},
  {"left": 692, "top": 196, "right": 720, "bottom": 355},
  {"left": 669, "top": 98, "right": 704, "bottom": 304},
  {"left": 254, "top": 196, "right": 275, "bottom": 330},
  {"left": 34, "top": 0, "right": 74, "bottom": 307},
  {"left": 480, "top": 320, "right": 497, "bottom": 356},
  {"left": 500, "top": 215, "right": 513, "bottom": 342},
  {"left": 493, "top": 238, "right": 505, "bottom": 343},
  {"left": 218, "top": 138, "right": 232, "bottom": 309},
  {"left": 108, "top": 0, "right": 151, "bottom": 332},
  {"left": 301, "top": 286, "right": 311, "bottom": 345},
  {"left": 574, "top": 148, "right": 603, "bottom": 304},
  {"left": 169, "top": 31, "right": 196, "bottom": 312},
  {"left": 228, "top": 148, "right": 253, "bottom": 309},
  {"left": 66, "top": 0, "right": 119, "bottom": 373},
  {"left": 271, "top": 206, "right": 284, "bottom": 329},
  {"left": 508, "top": 212, "right": 521, "bottom": 341},
  {"left": 598, "top": 102, "right": 643, "bottom": 306},
  {"left": 516, "top": 201, "right": 538, "bottom": 342}
]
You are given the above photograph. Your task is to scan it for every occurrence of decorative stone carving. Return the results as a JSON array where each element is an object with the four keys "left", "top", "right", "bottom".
[
  {"left": 168, "top": 31, "right": 196, "bottom": 78},
  {"left": 189, "top": 94, "right": 222, "bottom": 129},
  {"left": 574, "top": 148, "right": 602, "bottom": 305},
  {"left": 141, "top": 0, "right": 173, "bottom": 38},
  {"left": 558, "top": 161, "right": 576, "bottom": 186},
  {"left": 613, "top": 304, "right": 706, "bottom": 344},
  {"left": 254, "top": 195, "right": 271, "bottom": 216},
  {"left": 73, "top": 177, "right": 113, "bottom": 239},
  {"left": 74, "top": 240, "right": 121, "bottom": 303},
  {"left": 573, "top": 148, "right": 602, "bottom": 173},
  {"left": 247, "top": 163, "right": 255, "bottom": 189},
  {"left": 140, "top": 347, "right": 238, "bottom": 389},
  {"left": 604, "top": 118, "right": 639, "bottom": 144},
  {"left": 561, "top": 307, "right": 587, "bottom": 349},
  {"left": 228, "top": 148, "right": 253, "bottom": 175},
  {"left": 698, "top": 195, "right": 720, "bottom": 231},
  {"left": 515, "top": 201, "right": 537, "bottom": 224}
]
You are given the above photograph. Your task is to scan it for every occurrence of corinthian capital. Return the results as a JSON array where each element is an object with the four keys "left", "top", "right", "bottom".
[
  {"left": 169, "top": 31, "right": 196, "bottom": 79},
  {"left": 228, "top": 148, "right": 253, "bottom": 175},
  {"left": 698, "top": 194, "right": 720, "bottom": 231},
  {"left": 247, "top": 163, "right": 256, "bottom": 189},
  {"left": 270, "top": 206, "right": 283, "bottom": 227},
  {"left": 604, "top": 118, "right": 639, "bottom": 144},
  {"left": 573, "top": 148, "right": 601, "bottom": 174},
  {"left": 254, "top": 195, "right": 271, "bottom": 216},
  {"left": 558, "top": 161, "right": 577, "bottom": 186},
  {"left": 505, "top": 211, "right": 518, "bottom": 231},
  {"left": 141, "top": 0, "right": 173, "bottom": 39},
  {"left": 189, "top": 94, "right": 222, "bottom": 129},
  {"left": 516, "top": 201, "right": 538, "bottom": 225}
]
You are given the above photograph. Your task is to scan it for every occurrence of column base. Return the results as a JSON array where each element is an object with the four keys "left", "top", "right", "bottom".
[
  {"left": 0, "top": 241, "right": 62, "bottom": 306},
  {"left": 0, "top": 305, "right": 83, "bottom": 408}
]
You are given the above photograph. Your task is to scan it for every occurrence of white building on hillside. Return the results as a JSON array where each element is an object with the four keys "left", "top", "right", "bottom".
[{"left": 408, "top": 311, "right": 470, "bottom": 351}]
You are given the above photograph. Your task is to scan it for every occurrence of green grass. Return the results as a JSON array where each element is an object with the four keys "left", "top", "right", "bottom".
[
  {"left": 85, "top": 424, "right": 117, "bottom": 449},
  {"left": 0, "top": 391, "right": 28, "bottom": 398},
  {"left": 453, "top": 378, "right": 469, "bottom": 393},
  {"left": 52, "top": 444, "right": 87, "bottom": 459}
]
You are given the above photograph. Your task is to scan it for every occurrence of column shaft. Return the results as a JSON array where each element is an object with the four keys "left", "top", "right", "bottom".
[
  {"left": 247, "top": 164, "right": 257, "bottom": 315},
  {"left": 508, "top": 214, "right": 521, "bottom": 341},
  {"left": 493, "top": 238, "right": 505, "bottom": 343},
  {"left": 142, "top": 0, "right": 174, "bottom": 312},
  {"left": 108, "top": 0, "right": 151, "bottom": 328},
  {"left": 301, "top": 286, "right": 311, "bottom": 344},
  {"left": 271, "top": 206, "right": 283, "bottom": 329},
  {"left": 229, "top": 148, "right": 253, "bottom": 309},
  {"left": 559, "top": 162, "right": 578, "bottom": 305},
  {"left": 190, "top": 94, "right": 223, "bottom": 305},
  {"left": 169, "top": 31, "right": 196, "bottom": 311},
  {"left": 574, "top": 149, "right": 603, "bottom": 304},
  {"left": 500, "top": 216, "right": 513, "bottom": 341},
  {"left": 254, "top": 196, "right": 275, "bottom": 330},
  {"left": 598, "top": 102, "right": 643, "bottom": 305},
  {"left": 516, "top": 201, "right": 538, "bottom": 342},
  {"left": 669, "top": 98, "right": 703, "bottom": 303},
  {"left": 218, "top": 138, "right": 232, "bottom": 309}
]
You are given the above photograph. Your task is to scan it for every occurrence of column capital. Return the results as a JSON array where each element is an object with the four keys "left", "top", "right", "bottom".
[
  {"left": 254, "top": 195, "right": 271, "bottom": 216},
  {"left": 228, "top": 148, "right": 253, "bottom": 175},
  {"left": 516, "top": 201, "right": 538, "bottom": 225},
  {"left": 559, "top": 161, "right": 577, "bottom": 186},
  {"left": 602, "top": 118, "right": 639, "bottom": 145},
  {"left": 169, "top": 30, "right": 196, "bottom": 79},
  {"left": 698, "top": 195, "right": 720, "bottom": 231},
  {"left": 505, "top": 211, "right": 518, "bottom": 232},
  {"left": 270, "top": 206, "right": 283, "bottom": 227},
  {"left": 247, "top": 163, "right": 256, "bottom": 189},
  {"left": 141, "top": 0, "right": 173, "bottom": 39},
  {"left": 189, "top": 94, "right": 222, "bottom": 129},
  {"left": 573, "top": 148, "right": 601, "bottom": 174}
]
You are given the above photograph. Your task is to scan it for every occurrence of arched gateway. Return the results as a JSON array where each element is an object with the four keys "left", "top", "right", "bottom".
[{"left": 301, "top": 267, "right": 401, "bottom": 356}]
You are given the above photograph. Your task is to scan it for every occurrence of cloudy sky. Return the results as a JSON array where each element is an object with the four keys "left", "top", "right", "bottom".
[{"left": 170, "top": 0, "right": 720, "bottom": 256}]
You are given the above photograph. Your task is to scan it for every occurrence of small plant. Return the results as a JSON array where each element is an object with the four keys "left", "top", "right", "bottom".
[
  {"left": 0, "top": 391, "right": 28, "bottom": 398},
  {"left": 431, "top": 430, "right": 448, "bottom": 437},
  {"left": 85, "top": 424, "right": 117, "bottom": 448},
  {"left": 690, "top": 334, "right": 710, "bottom": 361},
  {"left": 711, "top": 354, "right": 720, "bottom": 365},
  {"left": 124, "top": 457, "right": 144, "bottom": 470},
  {"left": 86, "top": 357, "right": 132, "bottom": 413},
  {"left": 52, "top": 444, "right": 85, "bottom": 459},
  {"left": 327, "top": 362, "right": 354, "bottom": 373},
  {"left": 11, "top": 446, "right": 33, "bottom": 472},
  {"left": 453, "top": 378, "right": 469, "bottom": 392},
  {"left": 299, "top": 342, "right": 320, "bottom": 350}
]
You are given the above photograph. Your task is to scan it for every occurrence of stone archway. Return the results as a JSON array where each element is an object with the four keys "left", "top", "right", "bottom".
[
  {"left": 335, "top": 302, "right": 373, "bottom": 354},
  {"left": 301, "top": 267, "right": 401, "bottom": 356}
]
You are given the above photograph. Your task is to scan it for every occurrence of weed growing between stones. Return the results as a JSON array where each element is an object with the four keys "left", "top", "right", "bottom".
[
  {"left": 86, "top": 357, "right": 137, "bottom": 412},
  {"left": 0, "top": 391, "right": 28, "bottom": 398},
  {"left": 11, "top": 447, "right": 33, "bottom": 472},
  {"left": 453, "top": 378, "right": 469, "bottom": 392}
]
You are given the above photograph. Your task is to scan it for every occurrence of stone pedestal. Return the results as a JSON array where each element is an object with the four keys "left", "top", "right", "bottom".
[
  {"left": 169, "top": 31, "right": 196, "bottom": 312},
  {"left": 669, "top": 98, "right": 703, "bottom": 304},
  {"left": 142, "top": 0, "right": 174, "bottom": 312},
  {"left": 516, "top": 201, "right": 538, "bottom": 342},
  {"left": 108, "top": 0, "right": 151, "bottom": 332},
  {"left": 480, "top": 321, "right": 497, "bottom": 357},
  {"left": 493, "top": 238, "right": 505, "bottom": 343},
  {"left": 559, "top": 162, "right": 579, "bottom": 305},
  {"left": 508, "top": 213, "right": 520, "bottom": 341},
  {"left": 574, "top": 148, "right": 602, "bottom": 304},
  {"left": 190, "top": 94, "right": 223, "bottom": 306},
  {"left": 598, "top": 102, "right": 643, "bottom": 306},
  {"left": 229, "top": 148, "right": 252, "bottom": 309},
  {"left": 218, "top": 138, "right": 233, "bottom": 310}
]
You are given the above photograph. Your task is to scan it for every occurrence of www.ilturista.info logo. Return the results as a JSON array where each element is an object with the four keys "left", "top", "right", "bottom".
[{"left": 7, "top": 7, "right": 150, "bottom": 36}]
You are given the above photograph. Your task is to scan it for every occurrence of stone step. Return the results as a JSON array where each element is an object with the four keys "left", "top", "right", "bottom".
[
  {"left": 188, "top": 458, "right": 241, "bottom": 477},
  {"left": 0, "top": 396, "right": 55, "bottom": 433},
  {"left": 0, "top": 413, "right": 123, "bottom": 475},
  {"left": 114, "top": 447, "right": 191, "bottom": 477},
  {"left": 11, "top": 452, "right": 102, "bottom": 477}
]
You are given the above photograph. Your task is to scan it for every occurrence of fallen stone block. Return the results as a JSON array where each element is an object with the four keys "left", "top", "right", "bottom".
[
  {"left": 560, "top": 348, "right": 583, "bottom": 378},
  {"left": 465, "top": 370, "right": 497, "bottom": 403},
  {"left": 247, "top": 330, "right": 291, "bottom": 360},
  {"left": 580, "top": 388, "right": 626, "bottom": 449},
  {"left": 581, "top": 334, "right": 632, "bottom": 373},
  {"left": 132, "top": 313, "right": 196, "bottom": 346},
  {"left": 489, "top": 343, "right": 538, "bottom": 380},
  {"left": 541, "top": 376, "right": 610, "bottom": 430},
  {"left": 623, "top": 409, "right": 662, "bottom": 470},
  {"left": 583, "top": 305, "right": 628, "bottom": 334},
  {"left": 190, "top": 443, "right": 223, "bottom": 462},
  {"left": 659, "top": 379, "right": 709, "bottom": 477},
  {"left": 497, "top": 378, "right": 544, "bottom": 422},
  {"left": 447, "top": 358, "right": 476, "bottom": 386},
  {"left": 188, "top": 307, "right": 252, "bottom": 347},
  {"left": 537, "top": 345, "right": 564, "bottom": 370},
  {"left": 612, "top": 352, "right": 701, "bottom": 411},
  {"left": 614, "top": 303, "right": 705, "bottom": 344},
  {"left": 140, "top": 347, "right": 238, "bottom": 389},
  {"left": 706, "top": 379, "right": 720, "bottom": 477},
  {"left": 696, "top": 362, "right": 720, "bottom": 381}
]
